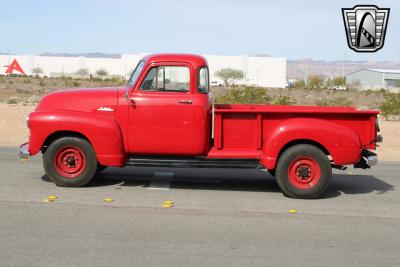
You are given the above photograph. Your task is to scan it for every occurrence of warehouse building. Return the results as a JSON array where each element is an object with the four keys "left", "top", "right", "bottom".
[
  {"left": 346, "top": 69, "right": 400, "bottom": 92},
  {"left": 0, "top": 54, "right": 287, "bottom": 88}
]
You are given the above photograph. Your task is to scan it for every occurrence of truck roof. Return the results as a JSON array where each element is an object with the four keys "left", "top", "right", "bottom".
[{"left": 142, "top": 53, "right": 207, "bottom": 67}]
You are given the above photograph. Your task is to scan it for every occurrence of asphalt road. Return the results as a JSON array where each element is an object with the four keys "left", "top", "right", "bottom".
[{"left": 0, "top": 147, "right": 399, "bottom": 266}]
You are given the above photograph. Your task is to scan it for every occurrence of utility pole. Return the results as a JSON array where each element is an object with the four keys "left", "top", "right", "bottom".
[
  {"left": 305, "top": 61, "right": 309, "bottom": 85},
  {"left": 7, "top": 48, "right": 11, "bottom": 64},
  {"left": 342, "top": 54, "right": 346, "bottom": 78}
]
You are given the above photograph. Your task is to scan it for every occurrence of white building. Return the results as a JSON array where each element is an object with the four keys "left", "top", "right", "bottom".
[
  {"left": 0, "top": 53, "right": 287, "bottom": 88},
  {"left": 346, "top": 69, "right": 400, "bottom": 92}
]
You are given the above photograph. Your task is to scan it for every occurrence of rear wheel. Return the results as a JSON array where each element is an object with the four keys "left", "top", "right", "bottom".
[
  {"left": 43, "top": 137, "right": 97, "bottom": 187},
  {"left": 275, "top": 144, "right": 331, "bottom": 199}
]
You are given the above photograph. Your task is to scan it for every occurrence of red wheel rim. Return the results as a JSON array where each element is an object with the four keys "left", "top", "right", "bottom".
[
  {"left": 54, "top": 146, "right": 86, "bottom": 178},
  {"left": 288, "top": 156, "right": 321, "bottom": 190}
]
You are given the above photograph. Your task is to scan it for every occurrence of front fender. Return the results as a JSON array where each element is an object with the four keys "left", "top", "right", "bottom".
[
  {"left": 29, "top": 111, "right": 125, "bottom": 167},
  {"left": 261, "top": 118, "right": 361, "bottom": 169}
]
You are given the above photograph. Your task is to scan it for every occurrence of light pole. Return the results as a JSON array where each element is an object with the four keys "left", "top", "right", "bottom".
[{"left": 256, "top": 69, "right": 260, "bottom": 87}]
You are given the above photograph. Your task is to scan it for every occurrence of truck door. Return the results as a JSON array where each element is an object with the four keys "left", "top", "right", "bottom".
[{"left": 127, "top": 63, "right": 204, "bottom": 155}]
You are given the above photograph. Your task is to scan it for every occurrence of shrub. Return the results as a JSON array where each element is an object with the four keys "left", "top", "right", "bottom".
[
  {"left": 27, "top": 95, "right": 41, "bottom": 104},
  {"left": 380, "top": 93, "right": 400, "bottom": 120},
  {"left": 72, "top": 81, "right": 81, "bottom": 87},
  {"left": 63, "top": 77, "right": 73, "bottom": 87},
  {"left": 362, "top": 89, "right": 374, "bottom": 96},
  {"left": 216, "top": 87, "right": 271, "bottom": 104},
  {"left": 293, "top": 80, "right": 306, "bottom": 89},
  {"left": 91, "top": 77, "right": 103, "bottom": 82},
  {"left": 273, "top": 95, "right": 296, "bottom": 105},
  {"left": 39, "top": 79, "right": 46, "bottom": 87},
  {"left": 314, "top": 99, "right": 330, "bottom": 106},
  {"left": 315, "top": 97, "right": 352, "bottom": 107},
  {"left": 6, "top": 96, "right": 21, "bottom": 104}
]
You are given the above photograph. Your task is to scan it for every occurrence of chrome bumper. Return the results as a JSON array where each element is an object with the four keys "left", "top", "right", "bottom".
[
  {"left": 354, "top": 150, "right": 378, "bottom": 169},
  {"left": 366, "top": 154, "right": 378, "bottom": 167},
  {"left": 19, "top": 142, "right": 30, "bottom": 160}
]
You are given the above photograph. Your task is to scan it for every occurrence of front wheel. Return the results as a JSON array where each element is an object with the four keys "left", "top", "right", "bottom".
[
  {"left": 43, "top": 137, "right": 97, "bottom": 187},
  {"left": 275, "top": 144, "right": 331, "bottom": 199}
]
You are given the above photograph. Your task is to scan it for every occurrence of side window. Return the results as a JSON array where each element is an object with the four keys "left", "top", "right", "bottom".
[
  {"left": 140, "top": 66, "right": 190, "bottom": 92},
  {"left": 198, "top": 67, "right": 209, "bottom": 93},
  {"left": 140, "top": 67, "right": 157, "bottom": 91}
]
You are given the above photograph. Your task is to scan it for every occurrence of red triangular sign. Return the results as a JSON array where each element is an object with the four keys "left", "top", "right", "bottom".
[{"left": 5, "top": 59, "right": 26, "bottom": 75}]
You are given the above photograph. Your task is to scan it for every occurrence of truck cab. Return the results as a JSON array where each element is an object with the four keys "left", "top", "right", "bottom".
[
  {"left": 124, "top": 54, "right": 212, "bottom": 155},
  {"left": 20, "top": 54, "right": 381, "bottom": 199}
]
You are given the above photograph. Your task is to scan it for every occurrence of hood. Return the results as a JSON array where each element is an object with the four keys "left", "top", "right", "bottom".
[{"left": 36, "top": 87, "right": 119, "bottom": 113}]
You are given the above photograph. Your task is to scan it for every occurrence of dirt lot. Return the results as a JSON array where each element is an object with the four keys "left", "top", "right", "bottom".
[{"left": 0, "top": 103, "right": 398, "bottom": 161}]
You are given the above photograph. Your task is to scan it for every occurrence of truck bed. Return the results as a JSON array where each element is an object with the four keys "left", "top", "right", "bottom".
[{"left": 208, "top": 104, "right": 379, "bottom": 160}]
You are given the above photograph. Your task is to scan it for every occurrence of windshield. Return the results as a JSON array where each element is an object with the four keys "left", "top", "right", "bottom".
[{"left": 127, "top": 61, "right": 145, "bottom": 87}]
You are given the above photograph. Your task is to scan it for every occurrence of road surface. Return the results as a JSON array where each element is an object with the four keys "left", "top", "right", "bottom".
[{"left": 0, "top": 147, "right": 399, "bottom": 266}]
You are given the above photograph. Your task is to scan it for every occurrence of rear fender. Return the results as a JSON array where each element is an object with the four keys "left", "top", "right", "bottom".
[
  {"left": 29, "top": 111, "right": 125, "bottom": 167},
  {"left": 260, "top": 118, "right": 361, "bottom": 169}
]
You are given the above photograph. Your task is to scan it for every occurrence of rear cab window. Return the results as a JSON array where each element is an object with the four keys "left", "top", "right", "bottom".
[{"left": 198, "top": 67, "right": 209, "bottom": 94}]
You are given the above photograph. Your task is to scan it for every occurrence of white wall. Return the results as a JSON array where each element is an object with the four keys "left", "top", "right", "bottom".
[{"left": 0, "top": 53, "right": 287, "bottom": 88}]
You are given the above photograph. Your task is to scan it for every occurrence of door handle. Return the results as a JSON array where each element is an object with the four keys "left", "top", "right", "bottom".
[
  {"left": 178, "top": 99, "right": 192, "bottom": 104},
  {"left": 128, "top": 97, "right": 136, "bottom": 107}
]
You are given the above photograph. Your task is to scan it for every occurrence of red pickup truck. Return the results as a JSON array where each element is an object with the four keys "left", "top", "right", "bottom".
[{"left": 19, "top": 54, "right": 382, "bottom": 198}]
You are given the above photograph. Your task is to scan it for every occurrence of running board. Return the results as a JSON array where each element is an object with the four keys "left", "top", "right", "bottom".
[{"left": 126, "top": 155, "right": 262, "bottom": 169}]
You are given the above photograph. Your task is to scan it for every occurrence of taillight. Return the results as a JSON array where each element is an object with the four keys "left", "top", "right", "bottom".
[{"left": 375, "top": 117, "right": 380, "bottom": 132}]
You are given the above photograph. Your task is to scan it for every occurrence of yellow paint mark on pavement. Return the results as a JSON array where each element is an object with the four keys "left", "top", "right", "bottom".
[{"left": 163, "top": 200, "right": 174, "bottom": 208}]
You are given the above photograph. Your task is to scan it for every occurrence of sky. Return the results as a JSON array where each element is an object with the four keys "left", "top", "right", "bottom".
[{"left": 1, "top": 0, "right": 399, "bottom": 61}]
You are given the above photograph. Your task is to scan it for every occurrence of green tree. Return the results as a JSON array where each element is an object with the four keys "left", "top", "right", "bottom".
[
  {"left": 332, "top": 76, "right": 346, "bottom": 86},
  {"left": 76, "top": 68, "right": 89, "bottom": 78},
  {"left": 307, "top": 75, "right": 324, "bottom": 89},
  {"left": 215, "top": 68, "right": 244, "bottom": 87},
  {"left": 32, "top": 67, "right": 44, "bottom": 77},
  {"left": 96, "top": 68, "right": 108, "bottom": 77}
]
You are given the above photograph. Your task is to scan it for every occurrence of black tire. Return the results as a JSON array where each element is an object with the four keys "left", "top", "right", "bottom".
[
  {"left": 275, "top": 144, "right": 331, "bottom": 199},
  {"left": 43, "top": 137, "right": 97, "bottom": 187}
]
